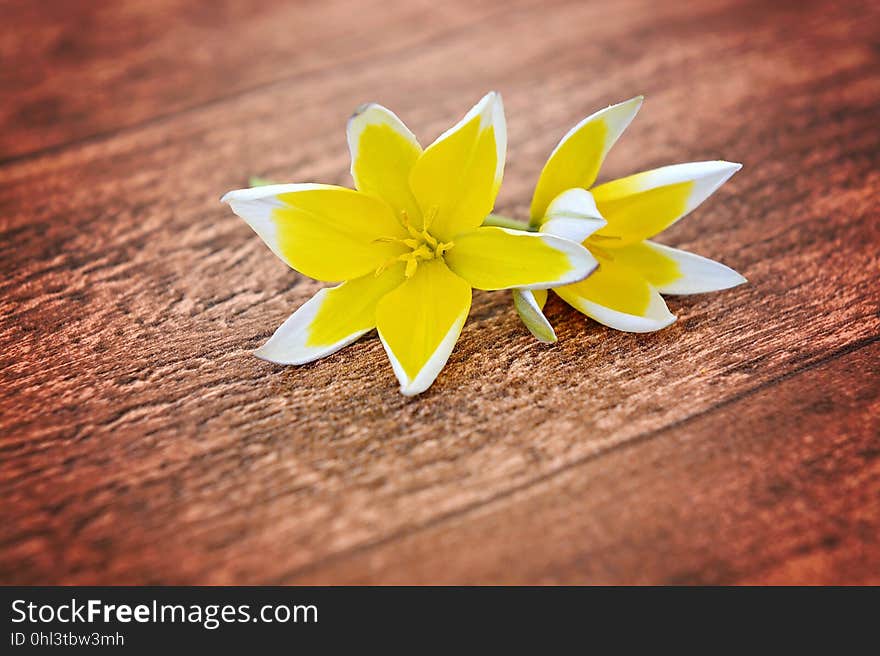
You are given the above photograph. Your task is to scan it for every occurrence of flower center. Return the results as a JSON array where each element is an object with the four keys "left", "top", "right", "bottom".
[{"left": 375, "top": 207, "right": 454, "bottom": 278}]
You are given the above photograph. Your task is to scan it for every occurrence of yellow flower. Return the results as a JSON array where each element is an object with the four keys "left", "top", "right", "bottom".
[
  {"left": 509, "top": 96, "right": 746, "bottom": 342},
  {"left": 223, "top": 93, "right": 595, "bottom": 395}
]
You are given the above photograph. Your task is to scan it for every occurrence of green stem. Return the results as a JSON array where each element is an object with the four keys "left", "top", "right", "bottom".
[{"left": 482, "top": 213, "right": 533, "bottom": 231}]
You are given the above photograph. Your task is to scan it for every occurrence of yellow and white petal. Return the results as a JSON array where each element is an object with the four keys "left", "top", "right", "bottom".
[
  {"left": 513, "top": 289, "right": 556, "bottom": 344},
  {"left": 408, "top": 92, "right": 506, "bottom": 241},
  {"left": 444, "top": 226, "right": 597, "bottom": 291},
  {"left": 591, "top": 161, "right": 741, "bottom": 245},
  {"left": 554, "top": 256, "right": 676, "bottom": 333},
  {"left": 376, "top": 259, "right": 471, "bottom": 395},
  {"left": 539, "top": 188, "right": 607, "bottom": 243},
  {"left": 611, "top": 241, "right": 747, "bottom": 295},
  {"left": 222, "top": 183, "right": 407, "bottom": 282},
  {"left": 347, "top": 103, "right": 423, "bottom": 221},
  {"left": 529, "top": 96, "right": 643, "bottom": 224},
  {"left": 255, "top": 265, "right": 406, "bottom": 364}
]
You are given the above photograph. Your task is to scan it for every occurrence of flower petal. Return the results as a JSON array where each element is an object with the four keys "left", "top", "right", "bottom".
[
  {"left": 614, "top": 241, "right": 747, "bottom": 295},
  {"left": 376, "top": 260, "right": 471, "bottom": 395},
  {"left": 408, "top": 92, "right": 506, "bottom": 241},
  {"left": 539, "top": 188, "right": 607, "bottom": 242},
  {"left": 529, "top": 96, "right": 643, "bottom": 223},
  {"left": 222, "top": 183, "right": 407, "bottom": 281},
  {"left": 591, "top": 161, "right": 741, "bottom": 246},
  {"left": 554, "top": 256, "right": 676, "bottom": 333},
  {"left": 444, "top": 226, "right": 597, "bottom": 291},
  {"left": 254, "top": 265, "right": 406, "bottom": 364},
  {"left": 513, "top": 289, "right": 557, "bottom": 344},
  {"left": 532, "top": 288, "right": 548, "bottom": 309},
  {"left": 347, "top": 103, "right": 423, "bottom": 222}
]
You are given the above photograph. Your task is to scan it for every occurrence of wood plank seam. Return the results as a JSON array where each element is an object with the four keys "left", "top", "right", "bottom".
[
  {"left": 0, "top": 0, "right": 570, "bottom": 169},
  {"left": 2, "top": 0, "right": 877, "bottom": 584},
  {"left": 277, "top": 333, "right": 880, "bottom": 582}
]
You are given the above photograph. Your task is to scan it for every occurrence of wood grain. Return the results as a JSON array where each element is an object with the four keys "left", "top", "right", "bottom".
[
  {"left": 0, "top": 0, "right": 522, "bottom": 162},
  {"left": 292, "top": 340, "right": 880, "bottom": 584},
  {"left": 1, "top": 0, "right": 878, "bottom": 584}
]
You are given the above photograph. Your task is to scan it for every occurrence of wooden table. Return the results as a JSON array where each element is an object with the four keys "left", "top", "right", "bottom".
[{"left": 2, "top": 0, "right": 878, "bottom": 585}]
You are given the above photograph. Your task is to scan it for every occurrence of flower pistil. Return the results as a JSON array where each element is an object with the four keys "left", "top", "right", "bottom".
[{"left": 374, "top": 208, "right": 455, "bottom": 278}]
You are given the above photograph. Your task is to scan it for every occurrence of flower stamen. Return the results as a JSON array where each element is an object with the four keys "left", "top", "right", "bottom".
[
  {"left": 585, "top": 234, "right": 621, "bottom": 262},
  {"left": 588, "top": 245, "right": 615, "bottom": 262},
  {"left": 374, "top": 207, "right": 454, "bottom": 278}
]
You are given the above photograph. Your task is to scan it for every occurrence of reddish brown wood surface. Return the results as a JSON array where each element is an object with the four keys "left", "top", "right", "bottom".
[{"left": 1, "top": 0, "right": 878, "bottom": 584}]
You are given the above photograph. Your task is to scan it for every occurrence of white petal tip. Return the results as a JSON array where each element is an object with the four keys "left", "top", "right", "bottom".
[
  {"left": 350, "top": 102, "right": 377, "bottom": 119},
  {"left": 730, "top": 272, "right": 748, "bottom": 286},
  {"left": 704, "top": 269, "right": 748, "bottom": 291},
  {"left": 621, "top": 311, "right": 677, "bottom": 333},
  {"left": 657, "top": 160, "right": 742, "bottom": 182},
  {"left": 559, "top": 257, "right": 599, "bottom": 288},
  {"left": 252, "top": 332, "right": 314, "bottom": 366},
  {"left": 697, "top": 160, "right": 742, "bottom": 176},
  {"left": 551, "top": 238, "right": 599, "bottom": 288},
  {"left": 513, "top": 289, "right": 558, "bottom": 344},
  {"left": 708, "top": 160, "right": 743, "bottom": 179},
  {"left": 602, "top": 95, "right": 645, "bottom": 126},
  {"left": 620, "top": 161, "right": 743, "bottom": 218},
  {"left": 472, "top": 91, "right": 504, "bottom": 127},
  {"left": 253, "top": 346, "right": 323, "bottom": 367},
  {"left": 347, "top": 102, "right": 399, "bottom": 130},
  {"left": 588, "top": 314, "right": 677, "bottom": 334},
  {"left": 252, "top": 342, "right": 309, "bottom": 366},
  {"left": 567, "top": 294, "right": 677, "bottom": 333},
  {"left": 399, "top": 383, "right": 429, "bottom": 397},
  {"left": 628, "top": 307, "right": 677, "bottom": 333},
  {"left": 719, "top": 274, "right": 748, "bottom": 291},
  {"left": 647, "top": 243, "right": 748, "bottom": 295},
  {"left": 713, "top": 161, "right": 742, "bottom": 182},
  {"left": 541, "top": 188, "right": 608, "bottom": 242},
  {"left": 252, "top": 347, "right": 285, "bottom": 365}
]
